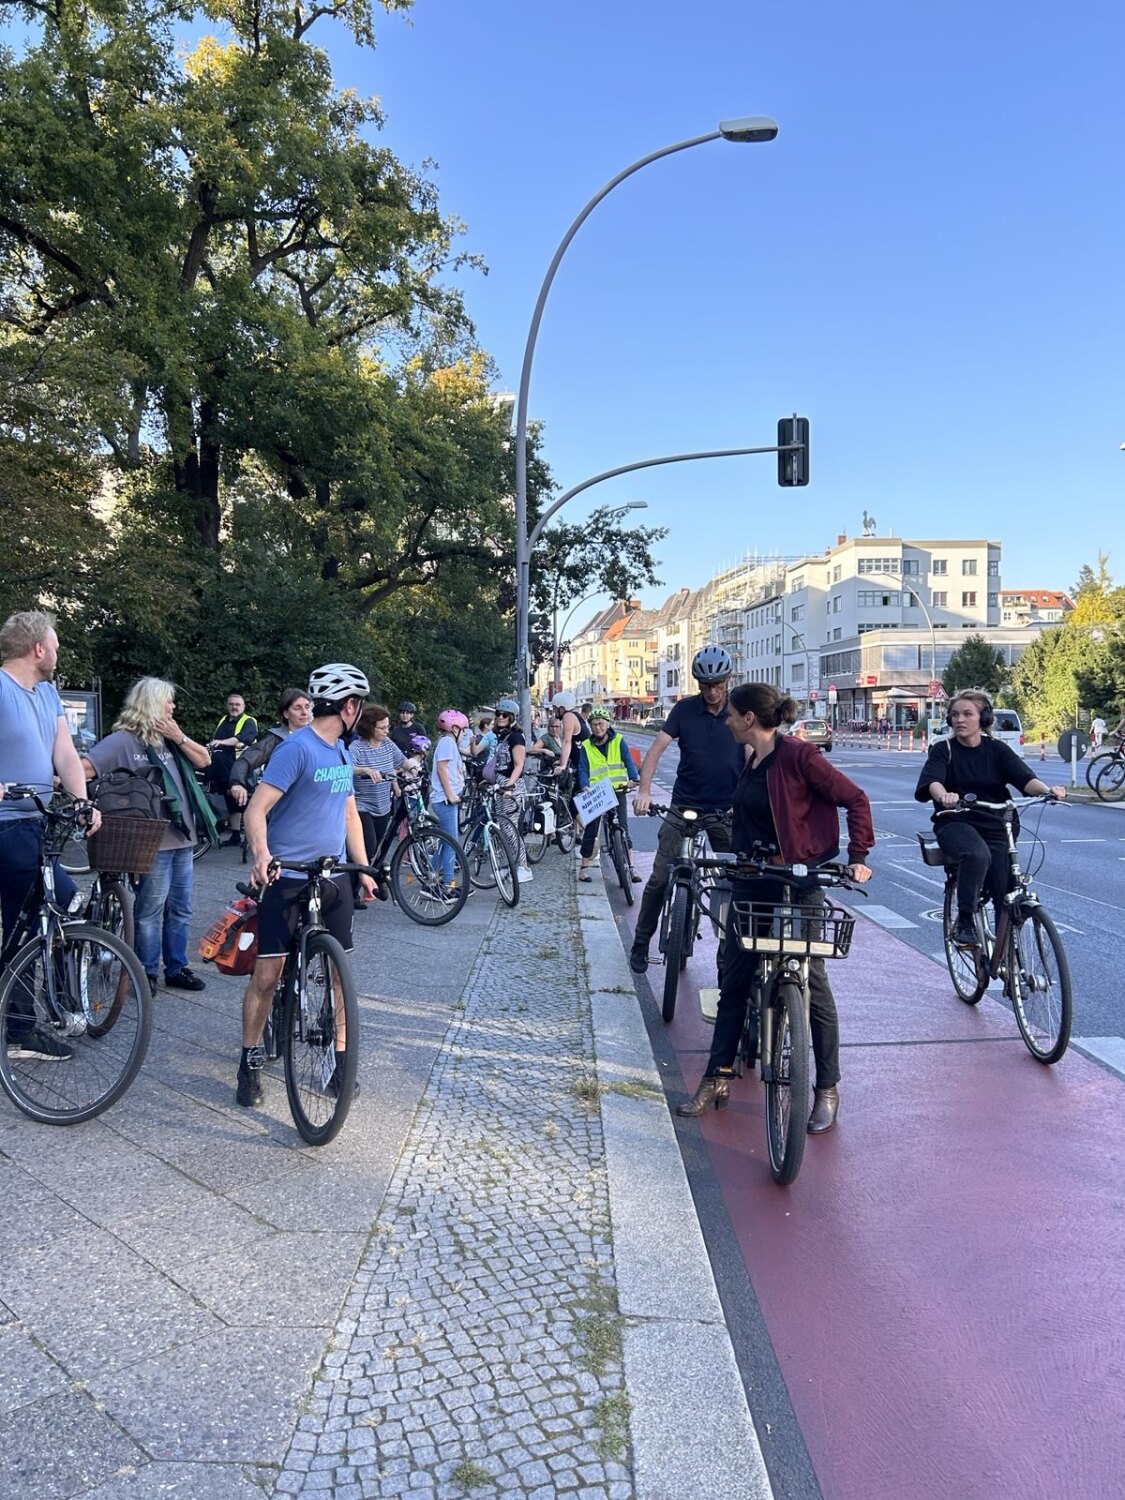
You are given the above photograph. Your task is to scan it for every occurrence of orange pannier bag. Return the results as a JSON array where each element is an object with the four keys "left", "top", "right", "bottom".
[{"left": 197, "top": 897, "right": 259, "bottom": 976}]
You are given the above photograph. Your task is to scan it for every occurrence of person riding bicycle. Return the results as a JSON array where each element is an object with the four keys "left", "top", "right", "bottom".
[
  {"left": 236, "top": 663, "right": 376, "bottom": 1108},
  {"left": 228, "top": 688, "right": 313, "bottom": 809},
  {"left": 915, "top": 690, "right": 1066, "bottom": 948},
  {"left": 576, "top": 708, "right": 640, "bottom": 883},
  {"left": 677, "top": 682, "right": 873, "bottom": 1133},
  {"left": 492, "top": 697, "right": 533, "bottom": 884},
  {"left": 629, "top": 645, "right": 742, "bottom": 974}
]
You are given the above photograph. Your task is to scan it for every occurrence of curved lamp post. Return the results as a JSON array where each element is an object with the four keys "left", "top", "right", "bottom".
[
  {"left": 513, "top": 116, "right": 779, "bottom": 728},
  {"left": 881, "top": 572, "right": 939, "bottom": 723},
  {"left": 541, "top": 503, "right": 648, "bottom": 691}
]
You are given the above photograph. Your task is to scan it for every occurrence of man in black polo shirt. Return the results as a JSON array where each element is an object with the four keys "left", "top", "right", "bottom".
[{"left": 629, "top": 646, "right": 742, "bottom": 974}]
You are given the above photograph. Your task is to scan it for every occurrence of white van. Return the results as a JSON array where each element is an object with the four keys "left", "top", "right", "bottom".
[{"left": 928, "top": 707, "right": 1024, "bottom": 751}]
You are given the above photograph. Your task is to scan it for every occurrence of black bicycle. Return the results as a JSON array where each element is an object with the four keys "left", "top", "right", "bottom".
[
  {"left": 647, "top": 804, "right": 731, "bottom": 1023},
  {"left": 0, "top": 787, "right": 152, "bottom": 1125},
  {"left": 239, "top": 856, "right": 376, "bottom": 1145},
  {"left": 368, "top": 772, "right": 469, "bottom": 926},
  {"left": 1090, "top": 743, "right": 1125, "bottom": 802},
  {"left": 463, "top": 784, "right": 520, "bottom": 907},
  {"left": 919, "top": 793, "right": 1072, "bottom": 1063},
  {"left": 599, "top": 801, "right": 635, "bottom": 906}
]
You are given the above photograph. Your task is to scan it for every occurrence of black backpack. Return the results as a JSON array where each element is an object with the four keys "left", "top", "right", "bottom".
[{"left": 92, "top": 766, "right": 166, "bottom": 821}]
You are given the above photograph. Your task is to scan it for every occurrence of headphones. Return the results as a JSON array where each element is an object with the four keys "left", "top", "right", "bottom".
[{"left": 946, "top": 693, "right": 993, "bottom": 731}]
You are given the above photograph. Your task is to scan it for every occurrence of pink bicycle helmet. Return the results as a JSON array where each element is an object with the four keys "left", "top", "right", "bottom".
[{"left": 435, "top": 709, "right": 469, "bottom": 733}]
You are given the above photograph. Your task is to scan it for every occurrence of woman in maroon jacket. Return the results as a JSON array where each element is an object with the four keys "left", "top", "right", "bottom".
[{"left": 678, "top": 682, "right": 873, "bottom": 1133}]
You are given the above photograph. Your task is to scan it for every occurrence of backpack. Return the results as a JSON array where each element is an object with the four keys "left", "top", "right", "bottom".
[{"left": 91, "top": 766, "right": 165, "bottom": 821}]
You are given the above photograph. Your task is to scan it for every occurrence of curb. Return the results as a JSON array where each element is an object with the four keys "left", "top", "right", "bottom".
[{"left": 576, "top": 865, "right": 774, "bottom": 1500}]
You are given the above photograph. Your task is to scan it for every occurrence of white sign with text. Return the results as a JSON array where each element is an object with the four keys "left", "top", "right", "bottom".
[{"left": 573, "top": 779, "right": 619, "bottom": 825}]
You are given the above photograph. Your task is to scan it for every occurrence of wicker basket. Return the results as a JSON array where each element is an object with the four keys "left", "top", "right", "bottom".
[{"left": 86, "top": 815, "right": 169, "bottom": 875}]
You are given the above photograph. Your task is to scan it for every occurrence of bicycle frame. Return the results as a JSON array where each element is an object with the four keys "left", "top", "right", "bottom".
[{"left": 934, "top": 798, "right": 1043, "bottom": 980}]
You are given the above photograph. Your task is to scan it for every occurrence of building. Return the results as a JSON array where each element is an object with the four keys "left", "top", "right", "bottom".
[{"left": 999, "top": 590, "right": 1074, "bottom": 626}]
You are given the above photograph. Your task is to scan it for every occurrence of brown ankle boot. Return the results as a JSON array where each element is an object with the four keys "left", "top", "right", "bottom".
[
  {"left": 676, "top": 1073, "right": 731, "bottom": 1117},
  {"left": 807, "top": 1086, "right": 839, "bottom": 1134}
]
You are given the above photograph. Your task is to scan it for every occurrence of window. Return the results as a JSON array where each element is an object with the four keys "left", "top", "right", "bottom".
[
  {"left": 791, "top": 604, "right": 804, "bottom": 622},
  {"left": 832, "top": 565, "right": 842, "bottom": 583},
  {"left": 932, "top": 559, "right": 948, "bottom": 576},
  {"left": 933, "top": 591, "right": 947, "bottom": 607},
  {"left": 832, "top": 627, "right": 842, "bottom": 641},
  {"left": 792, "top": 575, "right": 805, "bottom": 591},
  {"left": 988, "top": 593, "right": 998, "bottom": 608},
  {"left": 858, "top": 556, "right": 899, "bottom": 575},
  {"left": 962, "top": 559, "right": 977, "bottom": 576},
  {"left": 901, "top": 559, "right": 920, "bottom": 575},
  {"left": 791, "top": 661, "right": 805, "bottom": 681},
  {"left": 987, "top": 560, "right": 999, "bottom": 577},
  {"left": 832, "top": 596, "right": 841, "bottom": 613},
  {"left": 962, "top": 591, "right": 977, "bottom": 608},
  {"left": 858, "top": 590, "right": 900, "bottom": 608}
]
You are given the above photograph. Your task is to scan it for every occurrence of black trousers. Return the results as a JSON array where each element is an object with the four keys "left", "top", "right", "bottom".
[
  {"left": 633, "top": 806, "right": 732, "bottom": 950},
  {"left": 579, "top": 788, "right": 632, "bottom": 859},
  {"left": 934, "top": 818, "right": 1010, "bottom": 921},
  {"left": 358, "top": 809, "right": 393, "bottom": 867},
  {"left": 706, "top": 885, "right": 840, "bottom": 1090}
]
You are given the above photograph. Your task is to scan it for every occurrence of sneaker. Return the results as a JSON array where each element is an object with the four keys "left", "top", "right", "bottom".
[
  {"left": 629, "top": 867, "right": 642, "bottom": 883},
  {"left": 7, "top": 1028, "right": 75, "bottom": 1062},
  {"left": 220, "top": 833, "right": 241, "bottom": 848},
  {"left": 236, "top": 1048, "right": 265, "bottom": 1107},
  {"left": 516, "top": 867, "right": 533, "bottom": 884},
  {"left": 165, "top": 967, "right": 205, "bottom": 991},
  {"left": 628, "top": 943, "right": 649, "bottom": 975},
  {"left": 953, "top": 919, "right": 979, "bottom": 948}
]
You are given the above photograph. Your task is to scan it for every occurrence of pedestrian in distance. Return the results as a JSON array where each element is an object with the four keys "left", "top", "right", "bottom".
[
  {"left": 228, "top": 688, "right": 312, "bottom": 809},
  {"left": 82, "top": 677, "right": 214, "bottom": 996},
  {"left": 207, "top": 691, "right": 258, "bottom": 845}
]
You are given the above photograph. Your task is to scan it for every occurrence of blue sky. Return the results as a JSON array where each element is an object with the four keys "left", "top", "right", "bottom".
[{"left": 323, "top": 0, "right": 1124, "bottom": 608}]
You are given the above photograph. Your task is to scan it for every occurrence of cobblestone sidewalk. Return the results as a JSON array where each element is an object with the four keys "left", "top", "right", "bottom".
[{"left": 276, "top": 856, "right": 634, "bottom": 1499}]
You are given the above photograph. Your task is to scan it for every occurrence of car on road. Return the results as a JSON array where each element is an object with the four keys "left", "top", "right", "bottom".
[
  {"left": 927, "top": 707, "right": 1024, "bottom": 750},
  {"left": 791, "top": 717, "right": 833, "bottom": 752}
]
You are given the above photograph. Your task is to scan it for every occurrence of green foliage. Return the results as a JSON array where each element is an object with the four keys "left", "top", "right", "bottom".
[
  {"left": 941, "top": 634, "right": 1009, "bottom": 699},
  {"left": 1008, "top": 624, "right": 1113, "bottom": 738}
]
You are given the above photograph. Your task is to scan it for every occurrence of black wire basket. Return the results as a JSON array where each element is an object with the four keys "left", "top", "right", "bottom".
[{"left": 730, "top": 899, "right": 855, "bottom": 960}]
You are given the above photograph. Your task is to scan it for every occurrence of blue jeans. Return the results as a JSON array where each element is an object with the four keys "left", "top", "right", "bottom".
[
  {"left": 134, "top": 845, "right": 194, "bottom": 978},
  {"left": 430, "top": 800, "right": 460, "bottom": 883},
  {"left": 0, "top": 817, "right": 77, "bottom": 954}
]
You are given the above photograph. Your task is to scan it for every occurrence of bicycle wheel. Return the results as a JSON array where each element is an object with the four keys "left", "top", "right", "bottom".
[
  {"left": 1085, "top": 749, "right": 1115, "bottom": 790},
  {"left": 87, "top": 879, "right": 134, "bottom": 950},
  {"left": 1010, "top": 907, "right": 1072, "bottom": 1064},
  {"left": 0, "top": 922, "right": 152, "bottom": 1124},
  {"left": 608, "top": 824, "right": 634, "bottom": 907},
  {"left": 282, "top": 930, "right": 359, "bottom": 1146},
  {"left": 661, "top": 886, "right": 689, "bottom": 1024},
  {"left": 192, "top": 833, "right": 212, "bottom": 862},
  {"left": 1094, "top": 756, "right": 1125, "bottom": 802},
  {"left": 942, "top": 883, "right": 988, "bottom": 1004},
  {"left": 524, "top": 805, "right": 550, "bottom": 864},
  {"left": 390, "top": 830, "right": 469, "bottom": 926},
  {"left": 764, "top": 978, "right": 810, "bottom": 1186},
  {"left": 489, "top": 823, "right": 519, "bottom": 908},
  {"left": 59, "top": 834, "right": 90, "bottom": 876},
  {"left": 464, "top": 823, "right": 497, "bottom": 890},
  {"left": 554, "top": 797, "right": 577, "bottom": 854}
]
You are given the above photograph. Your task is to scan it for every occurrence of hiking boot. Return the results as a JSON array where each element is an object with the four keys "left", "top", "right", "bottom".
[
  {"left": 236, "top": 1047, "right": 265, "bottom": 1107},
  {"left": 6, "top": 1028, "right": 75, "bottom": 1063},
  {"left": 165, "top": 967, "right": 205, "bottom": 991}
]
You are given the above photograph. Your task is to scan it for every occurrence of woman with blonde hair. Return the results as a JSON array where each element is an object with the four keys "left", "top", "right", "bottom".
[{"left": 82, "top": 678, "right": 213, "bottom": 996}]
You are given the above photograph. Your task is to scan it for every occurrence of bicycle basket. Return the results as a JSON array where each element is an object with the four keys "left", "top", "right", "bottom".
[
  {"left": 915, "top": 833, "right": 948, "bottom": 868},
  {"left": 197, "top": 897, "right": 259, "bottom": 975},
  {"left": 730, "top": 900, "right": 854, "bottom": 960},
  {"left": 86, "top": 815, "right": 169, "bottom": 875}
]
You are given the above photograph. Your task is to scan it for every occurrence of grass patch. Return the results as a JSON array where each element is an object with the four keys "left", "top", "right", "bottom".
[
  {"left": 606, "top": 1079, "right": 663, "bottom": 1102},
  {"left": 592, "top": 1391, "right": 631, "bottom": 1460},
  {"left": 570, "top": 1075, "right": 602, "bottom": 1106},
  {"left": 573, "top": 1280, "right": 622, "bottom": 1376},
  {"left": 450, "top": 1458, "right": 492, "bottom": 1491}
]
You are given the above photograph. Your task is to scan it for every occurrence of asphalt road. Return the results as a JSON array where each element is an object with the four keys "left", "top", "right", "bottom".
[{"left": 624, "top": 728, "right": 1125, "bottom": 1050}]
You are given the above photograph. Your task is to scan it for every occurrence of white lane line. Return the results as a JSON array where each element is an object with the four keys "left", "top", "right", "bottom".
[
  {"left": 1034, "top": 881, "right": 1125, "bottom": 914},
  {"left": 861, "top": 903, "right": 919, "bottom": 930},
  {"left": 1060, "top": 838, "right": 1106, "bottom": 843},
  {"left": 888, "top": 861, "right": 945, "bottom": 889}
]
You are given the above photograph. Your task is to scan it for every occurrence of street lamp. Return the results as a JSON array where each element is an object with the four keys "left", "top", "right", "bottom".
[
  {"left": 513, "top": 117, "right": 779, "bottom": 728},
  {"left": 881, "top": 572, "right": 939, "bottom": 724},
  {"left": 540, "top": 502, "right": 649, "bottom": 689},
  {"left": 780, "top": 619, "right": 815, "bottom": 706}
]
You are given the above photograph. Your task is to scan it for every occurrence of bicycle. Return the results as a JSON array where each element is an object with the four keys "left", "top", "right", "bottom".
[
  {"left": 366, "top": 772, "right": 469, "bottom": 926},
  {"left": 0, "top": 787, "right": 152, "bottom": 1125},
  {"left": 599, "top": 800, "right": 635, "bottom": 907},
  {"left": 538, "top": 770, "right": 577, "bottom": 855},
  {"left": 646, "top": 804, "right": 731, "bottom": 1024},
  {"left": 1091, "top": 744, "right": 1125, "bottom": 802},
  {"left": 917, "top": 793, "right": 1072, "bottom": 1063},
  {"left": 721, "top": 852, "right": 860, "bottom": 1185},
  {"left": 238, "top": 856, "right": 375, "bottom": 1145},
  {"left": 463, "top": 784, "right": 520, "bottom": 907}
]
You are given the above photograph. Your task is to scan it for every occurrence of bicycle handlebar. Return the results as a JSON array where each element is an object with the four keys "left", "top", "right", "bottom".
[
  {"left": 237, "top": 855, "right": 381, "bottom": 899},
  {"left": 936, "top": 792, "right": 1063, "bottom": 819},
  {"left": 2, "top": 784, "right": 95, "bottom": 827}
]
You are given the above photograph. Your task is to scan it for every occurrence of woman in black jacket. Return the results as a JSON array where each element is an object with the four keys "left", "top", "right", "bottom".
[{"left": 228, "top": 688, "right": 312, "bottom": 808}]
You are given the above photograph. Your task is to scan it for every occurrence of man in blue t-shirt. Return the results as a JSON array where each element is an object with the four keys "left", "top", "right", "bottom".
[
  {"left": 235, "top": 663, "right": 375, "bottom": 1109},
  {"left": 629, "top": 645, "right": 743, "bottom": 974}
]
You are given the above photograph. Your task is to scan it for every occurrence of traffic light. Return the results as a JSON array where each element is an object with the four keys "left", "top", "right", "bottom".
[
  {"left": 777, "top": 416, "right": 809, "bottom": 487},
  {"left": 530, "top": 611, "right": 550, "bottom": 635}
]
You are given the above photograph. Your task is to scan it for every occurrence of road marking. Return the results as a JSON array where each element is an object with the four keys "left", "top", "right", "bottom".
[
  {"left": 888, "top": 861, "right": 945, "bottom": 889},
  {"left": 1072, "top": 1037, "right": 1125, "bottom": 1080},
  {"left": 860, "top": 903, "right": 919, "bottom": 929},
  {"left": 1034, "top": 880, "right": 1125, "bottom": 914},
  {"left": 1060, "top": 838, "right": 1105, "bottom": 843}
]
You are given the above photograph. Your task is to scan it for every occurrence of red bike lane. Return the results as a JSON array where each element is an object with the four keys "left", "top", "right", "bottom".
[{"left": 620, "top": 854, "right": 1125, "bottom": 1499}]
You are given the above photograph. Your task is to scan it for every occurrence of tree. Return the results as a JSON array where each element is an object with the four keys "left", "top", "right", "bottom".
[{"left": 941, "top": 634, "right": 1009, "bottom": 699}]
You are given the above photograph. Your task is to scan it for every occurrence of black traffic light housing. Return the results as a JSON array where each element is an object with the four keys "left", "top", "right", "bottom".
[{"left": 777, "top": 416, "right": 809, "bottom": 487}]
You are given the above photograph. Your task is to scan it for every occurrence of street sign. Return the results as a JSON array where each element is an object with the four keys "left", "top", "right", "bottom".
[
  {"left": 808, "top": 690, "right": 818, "bottom": 702},
  {"left": 1057, "top": 729, "right": 1090, "bottom": 763},
  {"left": 827, "top": 685, "right": 838, "bottom": 703}
]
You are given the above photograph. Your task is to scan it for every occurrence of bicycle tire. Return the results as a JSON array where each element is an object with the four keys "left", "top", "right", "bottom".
[
  {"left": 942, "top": 883, "right": 988, "bottom": 1004},
  {"left": 87, "top": 879, "right": 134, "bottom": 951},
  {"left": 608, "top": 825, "right": 634, "bottom": 906},
  {"left": 524, "top": 806, "right": 550, "bottom": 864},
  {"left": 1094, "top": 756, "right": 1125, "bottom": 802},
  {"left": 489, "top": 823, "right": 519, "bottom": 908},
  {"left": 464, "top": 822, "right": 497, "bottom": 890},
  {"left": 1010, "top": 907, "right": 1072, "bottom": 1064},
  {"left": 282, "top": 930, "right": 359, "bottom": 1146},
  {"left": 0, "top": 922, "right": 152, "bottom": 1125},
  {"left": 390, "top": 830, "right": 469, "bottom": 926},
  {"left": 764, "top": 978, "right": 810, "bottom": 1185},
  {"left": 554, "top": 798, "right": 577, "bottom": 854},
  {"left": 661, "top": 886, "right": 689, "bottom": 1024},
  {"left": 59, "top": 834, "right": 90, "bottom": 876},
  {"left": 1084, "top": 749, "right": 1116, "bottom": 790},
  {"left": 192, "top": 834, "right": 212, "bottom": 862}
]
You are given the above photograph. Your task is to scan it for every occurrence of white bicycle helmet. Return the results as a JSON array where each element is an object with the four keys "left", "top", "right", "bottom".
[
  {"left": 307, "top": 662, "right": 370, "bottom": 704},
  {"left": 552, "top": 690, "right": 576, "bottom": 711},
  {"left": 691, "top": 645, "right": 733, "bottom": 683}
]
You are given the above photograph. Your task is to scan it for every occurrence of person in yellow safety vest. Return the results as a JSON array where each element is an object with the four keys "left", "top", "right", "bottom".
[
  {"left": 576, "top": 708, "right": 641, "bottom": 883},
  {"left": 206, "top": 692, "right": 259, "bottom": 846}
]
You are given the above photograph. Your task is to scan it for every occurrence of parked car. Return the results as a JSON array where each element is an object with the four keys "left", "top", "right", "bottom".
[
  {"left": 791, "top": 718, "right": 833, "bottom": 752},
  {"left": 927, "top": 707, "right": 1024, "bottom": 750}
]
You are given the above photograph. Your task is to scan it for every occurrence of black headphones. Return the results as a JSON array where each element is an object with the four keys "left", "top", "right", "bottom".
[{"left": 946, "top": 693, "right": 993, "bottom": 731}]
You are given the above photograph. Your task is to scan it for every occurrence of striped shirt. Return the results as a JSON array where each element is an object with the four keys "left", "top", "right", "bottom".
[{"left": 351, "top": 737, "right": 406, "bottom": 815}]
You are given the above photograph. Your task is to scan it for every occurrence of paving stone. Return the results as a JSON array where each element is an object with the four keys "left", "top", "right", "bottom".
[{"left": 0, "top": 1388, "right": 144, "bottom": 1500}]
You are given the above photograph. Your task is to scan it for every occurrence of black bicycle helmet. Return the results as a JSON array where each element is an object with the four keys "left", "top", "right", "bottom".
[
  {"left": 691, "top": 645, "right": 733, "bottom": 683},
  {"left": 398, "top": 700, "right": 417, "bottom": 713}
]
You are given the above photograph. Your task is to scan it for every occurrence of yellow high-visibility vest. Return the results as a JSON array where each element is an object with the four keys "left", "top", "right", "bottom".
[{"left": 584, "top": 734, "right": 629, "bottom": 791}]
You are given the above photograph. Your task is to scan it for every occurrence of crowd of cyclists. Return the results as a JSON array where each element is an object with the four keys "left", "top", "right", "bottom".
[{"left": 0, "top": 606, "right": 1073, "bottom": 1132}]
